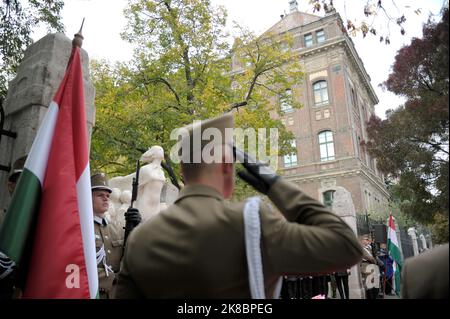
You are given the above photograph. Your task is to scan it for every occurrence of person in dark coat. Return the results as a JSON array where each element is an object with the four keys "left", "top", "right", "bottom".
[{"left": 401, "top": 243, "right": 449, "bottom": 299}]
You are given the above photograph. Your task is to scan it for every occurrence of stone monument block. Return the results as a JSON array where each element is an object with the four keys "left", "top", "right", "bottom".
[{"left": 0, "top": 33, "right": 95, "bottom": 211}]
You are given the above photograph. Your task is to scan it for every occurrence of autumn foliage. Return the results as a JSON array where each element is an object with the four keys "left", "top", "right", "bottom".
[{"left": 365, "top": 8, "right": 448, "bottom": 230}]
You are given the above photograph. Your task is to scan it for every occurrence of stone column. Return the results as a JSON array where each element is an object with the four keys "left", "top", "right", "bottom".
[{"left": 0, "top": 33, "right": 95, "bottom": 211}]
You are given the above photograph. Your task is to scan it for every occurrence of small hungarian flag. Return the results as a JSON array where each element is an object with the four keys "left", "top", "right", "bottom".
[
  {"left": 387, "top": 213, "right": 403, "bottom": 296},
  {"left": 0, "top": 43, "right": 98, "bottom": 298}
]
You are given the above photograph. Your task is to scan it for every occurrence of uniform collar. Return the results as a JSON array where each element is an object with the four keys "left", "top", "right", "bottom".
[
  {"left": 175, "top": 184, "right": 224, "bottom": 203},
  {"left": 94, "top": 215, "right": 108, "bottom": 226}
]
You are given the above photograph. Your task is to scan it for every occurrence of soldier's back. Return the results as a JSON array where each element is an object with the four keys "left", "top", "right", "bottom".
[{"left": 120, "top": 184, "right": 252, "bottom": 298}]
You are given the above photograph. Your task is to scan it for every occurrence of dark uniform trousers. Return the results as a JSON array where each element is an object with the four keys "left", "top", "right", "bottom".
[{"left": 94, "top": 219, "right": 123, "bottom": 298}]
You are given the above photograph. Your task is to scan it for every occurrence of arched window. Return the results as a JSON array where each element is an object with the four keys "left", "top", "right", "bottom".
[
  {"left": 313, "top": 80, "right": 329, "bottom": 106},
  {"left": 318, "top": 130, "right": 335, "bottom": 161},
  {"left": 323, "top": 190, "right": 335, "bottom": 208}
]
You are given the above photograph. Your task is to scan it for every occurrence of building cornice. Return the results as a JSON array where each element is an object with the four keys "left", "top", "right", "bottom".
[
  {"left": 230, "top": 11, "right": 379, "bottom": 105},
  {"left": 358, "top": 166, "right": 390, "bottom": 198},
  {"left": 284, "top": 164, "right": 389, "bottom": 197},
  {"left": 286, "top": 12, "right": 379, "bottom": 105},
  {"left": 291, "top": 36, "right": 378, "bottom": 105}
]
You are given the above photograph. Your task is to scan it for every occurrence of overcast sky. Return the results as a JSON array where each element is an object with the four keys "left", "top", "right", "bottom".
[{"left": 33, "top": 0, "right": 446, "bottom": 119}]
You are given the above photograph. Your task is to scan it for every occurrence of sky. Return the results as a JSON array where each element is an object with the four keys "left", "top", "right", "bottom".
[{"left": 33, "top": 0, "right": 446, "bottom": 119}]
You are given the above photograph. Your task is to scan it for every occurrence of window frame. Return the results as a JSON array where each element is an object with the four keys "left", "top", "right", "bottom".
[
  {"left": 280, "top": 88, "right": 294, "bottom": 113},
  {"left": 313, "top": 80, "right": 329, "bottom": 106},
  {"left": 323, "top": 190, "right": 335, "bottom": 208},
  {"left": 316, "top": 29, "right": 326, "bottom": 44},
  {"left": 283, "top": 138, "right": 298, "bottom": 168},
  {"left": 304, "top": 33, "right": 313, "bottom": 48},
  {"left": 318, "top": 130, "right": 335, "bottom": 162}
]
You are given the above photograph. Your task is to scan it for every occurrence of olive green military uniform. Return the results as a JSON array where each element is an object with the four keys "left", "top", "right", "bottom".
[
  {"left": 401, "top": 243, "right": 449, "bottom": 299},
  {"left": 114, "top": 178, "right": 363, "bottom": 298},
  {"left": 94, "top": 215, "right": 124, "bottom": 298},
  {"left": 0, "top": 210, "right": 5, "bottom": 228}
]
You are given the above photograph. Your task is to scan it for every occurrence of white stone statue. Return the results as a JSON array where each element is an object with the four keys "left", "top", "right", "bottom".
[
  {"left": 135, "top": 145, "right": 166, "bottom": 221},
  {"left": 108, "top": 146, "right": 176, "bottom": 225}
]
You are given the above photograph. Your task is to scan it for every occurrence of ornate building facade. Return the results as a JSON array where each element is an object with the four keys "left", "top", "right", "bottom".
[
  {"left": 231, "top": 1, "right": 392, "bottom": 298},
  {"left": 259, "top": 2, "right": 390, "bottom": 219}
]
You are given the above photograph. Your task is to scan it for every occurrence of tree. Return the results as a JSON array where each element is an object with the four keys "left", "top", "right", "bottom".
[
  {"left": 364, "top": 8, "right": 449, "bottom": 224},
  {"left": 91, "top": 0, "right": 303, "bottom": 190},
  {"left": 309, "top": 0, "right": 432, "bottom": 44},
  {"left": 0, "top": 0, "right": 65, "bottom": 99}
]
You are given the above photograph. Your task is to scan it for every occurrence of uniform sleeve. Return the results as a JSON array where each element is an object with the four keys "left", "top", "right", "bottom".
[
  {"left": 400, "top": 261, "right": 409, "bottom": 298},
  {"left": 260, "top": 178, "right": 363, "bottom": 275},
  {"left": 113, "top": 241, "right": 144, "bottom": 299},
  {"left": 362, "top": 248, "right": 376, "bottom": 264}
]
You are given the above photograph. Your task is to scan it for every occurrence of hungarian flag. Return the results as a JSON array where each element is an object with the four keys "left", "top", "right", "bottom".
[
  {"left": 0, "top": 45, "right": 98, "bottom": 298},
  {"left": 387, "top": 213, "right": 403, "bottom": 296}
]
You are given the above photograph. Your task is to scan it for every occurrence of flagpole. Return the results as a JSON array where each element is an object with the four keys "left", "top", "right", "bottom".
[
  {"left": 72, "top": 18, "right": 85, "bottom": 48},
  {"left": 65, "top": 18, "right": 85, "bottom": 69}
]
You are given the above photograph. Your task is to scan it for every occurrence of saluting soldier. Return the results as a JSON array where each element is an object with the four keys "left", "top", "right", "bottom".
[
  {"left": 91, "top": 173, "right": 124, "bottom": 299},
  {"left": 359, "top": 234, "right": 382, "bottom": 299},
  {"left": 114, "top": 113, "right": 363, "bottom": 298}
]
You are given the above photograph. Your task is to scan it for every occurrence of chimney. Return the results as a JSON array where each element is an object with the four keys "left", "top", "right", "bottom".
[{"left": 289, "top": 0, "right": 298, "bottom": 13}]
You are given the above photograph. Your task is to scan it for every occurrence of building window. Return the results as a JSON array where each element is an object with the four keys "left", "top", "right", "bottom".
[
  {"left": 288, "top": 116, "right": 294, "bottom": 126},
  {"left": 280, "top": 89, "right": 294, "bottom": 113},
  {"left": 313, "top": 80, "right": 329, "bottom": 106},
  {"left": 351, "top": 87, "right": 357, "bottom": 109},
  {"left": 323, "top": 109, "right": 330, "bottom": 119},
  {"left": 284, "top": 139, "right": 298, "bottom": 167},
  {"left": 319, "top": 130, "right": 335, "bottom": 162},
  {"left": 304, "top": 33, "right": 313, "bottom": 47},
  {"left": 315, "top": 110, "right": 322, "bottom": 120},
  {"left": 316, "top": 29, "right": 325, "bottom": 43},
  {"left": 280, "top": 118, "right": 286, "bottom": 126},
  {"left": 323, "top": 190, "right": 335, "bottom": 208}
]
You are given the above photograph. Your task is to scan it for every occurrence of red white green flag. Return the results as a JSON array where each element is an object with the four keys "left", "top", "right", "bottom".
[
  {"left": 387, "top": 213, "right": 403, "bottom": 296},
  {"left": 0, "top": 45, "right": 98, "bottom": 298}
]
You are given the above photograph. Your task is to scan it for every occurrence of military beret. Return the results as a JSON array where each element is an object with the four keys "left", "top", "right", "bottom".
[{"left": 177, "top": 113, "right": 234, "bottom": 164}]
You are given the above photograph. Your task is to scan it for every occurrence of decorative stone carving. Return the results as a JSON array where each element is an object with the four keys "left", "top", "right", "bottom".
[
  {"left": 321, "top": 178, "right": 336, "bottom": 189},
  {"left": 309, "top": 69, "right": 328, "bottom": 81}
]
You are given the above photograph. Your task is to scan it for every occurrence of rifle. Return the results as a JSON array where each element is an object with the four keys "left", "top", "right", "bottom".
[
  {"left": 130, "top": 160, "right": 140, "bottom": 209},
  {"left": 122, "top": 160, "right": 141, "bottom": 253}
]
